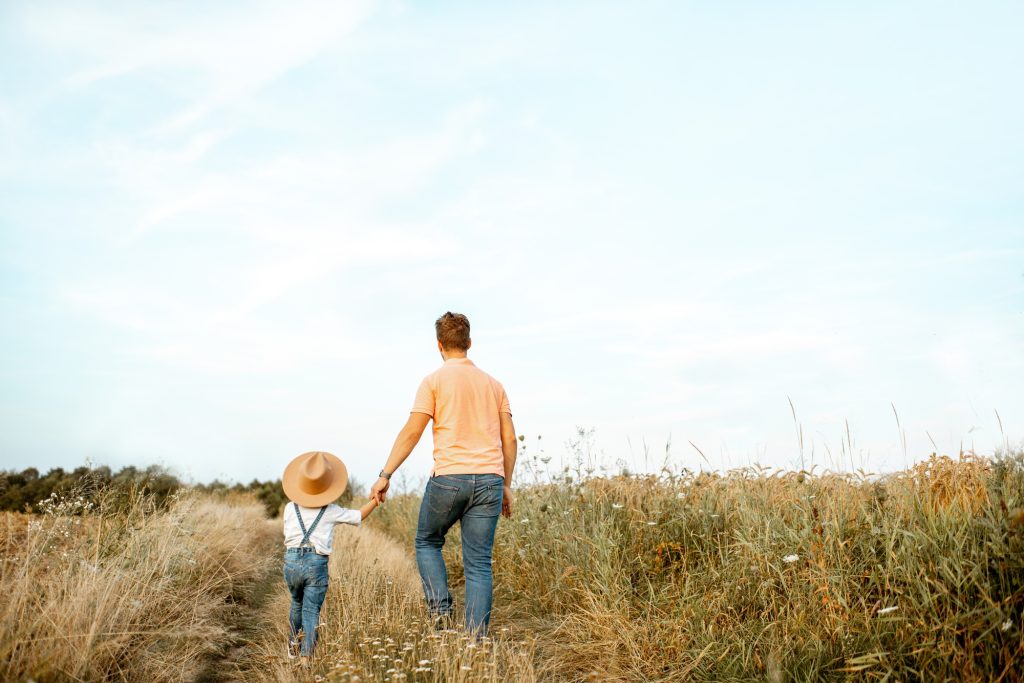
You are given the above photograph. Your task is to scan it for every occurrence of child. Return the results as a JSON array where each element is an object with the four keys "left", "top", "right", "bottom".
[{"left": 281, "top": 450, "right": 378, "bottom": 661}]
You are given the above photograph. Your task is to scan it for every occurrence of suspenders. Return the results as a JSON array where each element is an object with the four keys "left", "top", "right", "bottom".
[{"left": 294, "top": 502, "right": 327, "bottom": 549}]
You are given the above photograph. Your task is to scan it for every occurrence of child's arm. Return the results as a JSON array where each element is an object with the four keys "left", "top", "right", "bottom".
[{"left": 358, "top": 496, "right": 379, "bottom": 520}]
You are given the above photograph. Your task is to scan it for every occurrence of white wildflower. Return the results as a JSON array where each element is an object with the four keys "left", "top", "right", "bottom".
[
  {"left": 418, "top": 660, "right": 431, "bottom": 666},
  {"left": 611, "top": 503, "right": 624, "bottom": 509},
  {"left": 1001, "top": 619, "right": 1012, "bottom": 632},
  {"left": 520, "top": 518, "right": 529, "bottom": 523},
  {"left": 877, "top": 605, "right": 898, "bottom": 615},
  {"left": 782, "top": 554, "right": 799, "bottom": 563},
  {"left": 646, "top": 521, "right": 657, "bottom": 526}
]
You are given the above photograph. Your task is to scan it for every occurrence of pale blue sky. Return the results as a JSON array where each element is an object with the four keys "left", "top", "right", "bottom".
[{"left": 1, "top": 1, "right": 1021, "bottom": 486}]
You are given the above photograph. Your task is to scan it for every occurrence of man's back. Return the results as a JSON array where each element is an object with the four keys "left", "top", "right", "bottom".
[{"left": 412, "top": 358, "right": 511, "bottom": 477}]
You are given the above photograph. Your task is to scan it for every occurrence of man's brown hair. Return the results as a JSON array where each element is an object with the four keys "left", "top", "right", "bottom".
[{"left": 435, "top": 312, "right": 471, "bottom": 351}]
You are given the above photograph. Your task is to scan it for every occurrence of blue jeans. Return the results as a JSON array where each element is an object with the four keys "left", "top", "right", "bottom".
[
  {"left": 415, "top": 473, "right": 503, "bottom": 636},
  {"left": 283, "top": 548, "right": 329, "bottom": 656}
]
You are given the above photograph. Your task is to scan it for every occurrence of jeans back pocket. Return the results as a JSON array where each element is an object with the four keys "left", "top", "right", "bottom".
[{"left": 426, "top": 477, "right": 461, "bottom": 518}]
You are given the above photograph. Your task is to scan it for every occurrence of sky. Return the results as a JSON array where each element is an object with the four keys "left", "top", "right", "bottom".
[{"left": 1, "top": 0, "right": 1021, "bottom": 489}]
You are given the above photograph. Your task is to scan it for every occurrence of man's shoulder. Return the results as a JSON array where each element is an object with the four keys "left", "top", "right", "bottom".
[
  {"left": 480, "top": 367, "right": 504, "bottom": 387},
  {"left": 420, "top": 366, "right": 444, "bottom": 385},
  {"left": 431, "top": 361, "right": 505, "bottom": 391}
]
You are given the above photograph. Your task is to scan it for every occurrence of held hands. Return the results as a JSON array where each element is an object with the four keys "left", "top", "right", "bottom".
[
  {"left": 502, "top": 485, "right": 513, "bottom": 518},
  {"left": 370, "top": 476, "right": 391, "bottom": 504},
  {"left": 359, "top": 495, "right": 379, "bottom": 520}
]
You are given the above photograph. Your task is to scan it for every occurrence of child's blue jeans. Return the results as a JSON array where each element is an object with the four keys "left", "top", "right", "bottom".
[{"left": 283, "top": 547, "right": 329, "bottom": 655}]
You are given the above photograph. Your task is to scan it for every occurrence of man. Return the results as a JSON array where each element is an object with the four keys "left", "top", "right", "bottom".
[{"left": 370, "top": 312, "right": 516, "bottom": 637}]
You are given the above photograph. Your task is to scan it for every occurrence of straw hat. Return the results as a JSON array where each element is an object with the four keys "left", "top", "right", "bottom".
[{"left": 282, "top": 451, "right": 349, "bottom": 507}]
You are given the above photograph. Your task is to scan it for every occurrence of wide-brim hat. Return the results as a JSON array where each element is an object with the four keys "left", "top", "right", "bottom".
[{"left": 282, "top": 451, "right": 349, "bottom": 507}]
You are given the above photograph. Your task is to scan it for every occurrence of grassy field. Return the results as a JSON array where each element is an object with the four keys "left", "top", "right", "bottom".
[
  {"left": 0, "top": 490, "right": 278, "bottom": 682},
  {"left": 370, "top": 452, "right": 1024, "bottom": 681},
  {"left": 243, "top": 523, "right": 542, "bottom": 682},
  {"left": 2, "top": 451, "right": 1022, "bottom": 682}
]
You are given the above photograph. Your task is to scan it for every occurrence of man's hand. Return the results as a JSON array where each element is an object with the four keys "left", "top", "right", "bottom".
[
  {"left": 502, "top": 485, "right": 513, "bottom": 518},
  {"left": 370, "top": 476, "right": 391, "bottom": 504}
]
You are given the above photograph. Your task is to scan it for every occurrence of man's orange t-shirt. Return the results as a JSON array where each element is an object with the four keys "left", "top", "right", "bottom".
[{"left": 411, "top": 357, "right": 511, "bottom": 478}]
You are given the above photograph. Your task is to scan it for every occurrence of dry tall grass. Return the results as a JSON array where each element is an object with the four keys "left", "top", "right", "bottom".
[
  {"left": 0, "top": 489, "right": 278, "bottom": 682},
  {"left": 245, "top": 524, "right": 542, "bottom": 682},
  {"left": 371, "top": 452, "right": 1024, "bottom": 681},
  {"left": 4, "top": 452, "right": 1021, "bottom": 682}
]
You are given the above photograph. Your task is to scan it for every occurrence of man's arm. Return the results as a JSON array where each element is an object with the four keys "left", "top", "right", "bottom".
[
  {"left": 370, "top": 412, "right": 431, "bottom": 503},
  {"left": 499, "top": 412, "right": 517, "bottom": 518}
]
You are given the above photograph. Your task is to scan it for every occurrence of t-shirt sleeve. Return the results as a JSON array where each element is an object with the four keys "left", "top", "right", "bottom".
[
  {"left": 499, "top": 386, "right": 512, "bottom": 416},
  {"left": 411, "top": 377, "right": 435, "bottom": 416},
  {"left": 331, "top": 505, "right": 362, "bottom": 526}
]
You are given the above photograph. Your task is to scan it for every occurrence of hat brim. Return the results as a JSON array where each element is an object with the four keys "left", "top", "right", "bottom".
[{"left": 282, "top": 451, "right": 349, "bottom": 507}]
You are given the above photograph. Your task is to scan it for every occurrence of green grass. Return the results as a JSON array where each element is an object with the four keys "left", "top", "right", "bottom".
[{"left": 371, "top": 451, "right": 1024, "bottom": 681}]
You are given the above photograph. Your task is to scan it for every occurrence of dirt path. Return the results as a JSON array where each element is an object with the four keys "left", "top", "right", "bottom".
[
  {"left": 195, "top": 521, "right": 282, "bottom": 683},
  {"left": 192, "top": 522, "right": 541, "bottom": 682}
]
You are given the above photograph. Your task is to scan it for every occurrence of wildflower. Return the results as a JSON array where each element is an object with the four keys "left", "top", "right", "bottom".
[
  {"left": 461, "top": 665, "right": 472, "bottom": 671},
  {"left": 418, "top": 660, "right": 431, "bottom": 666},
  {"left": 611, "top": 503, "right": 624, "bottom": 509},
  {"left": 877, "top": 606, "right": 898, "bottom": 615},
  {"left": 520, "top": 518, "right": 529, "bottom": 523},
  {"left": 782, "top": 554, "right": 799, "bottom": 563},
  {"left": 1001, "top": 619, "right": 1012, "bottom": 632},
  {"left": 646, "top": 521, "right": 657, "bottom": 526}
]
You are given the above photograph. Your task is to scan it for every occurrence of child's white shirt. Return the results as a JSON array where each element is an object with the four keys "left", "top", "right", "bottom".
[{"left": 283, "top": 502, "right": 361, "bottom": 555}]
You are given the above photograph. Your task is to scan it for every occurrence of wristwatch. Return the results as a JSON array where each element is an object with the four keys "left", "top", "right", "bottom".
[{"left": 378, "top": 470, "right": 392, "bottom": 480}]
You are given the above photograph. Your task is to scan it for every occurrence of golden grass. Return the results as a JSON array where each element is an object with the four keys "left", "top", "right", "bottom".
[
  {"left": 0, "top": 490, "right": 278, "bottom": 682},
  {"left": 3, "top": 451, "right": 1021, "bottom": 682},
  {"left": 371, "top": 452, "right": 1024, "bottom": 682},
  {"left": 244, "top": 524, "right": 543, "bottom": 682}
]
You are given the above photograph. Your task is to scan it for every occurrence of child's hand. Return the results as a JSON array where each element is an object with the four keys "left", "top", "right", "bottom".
[{"left": 360, "top": 496, "right": 379, "bottom": 520}]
